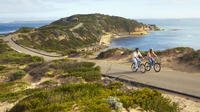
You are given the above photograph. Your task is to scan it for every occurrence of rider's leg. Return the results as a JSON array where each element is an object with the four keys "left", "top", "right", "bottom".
[
  {"left": 133, "top": 58, "right": 138, "bottom": 69},
  {"left": 152, "top": 58, "right": 155, "bottom": 65},
  {"left": 148, "top": 58, "right": 153, "bottom": 68},
  {"left": 137, "top": 58, "right": 141, "bottom": 67}
]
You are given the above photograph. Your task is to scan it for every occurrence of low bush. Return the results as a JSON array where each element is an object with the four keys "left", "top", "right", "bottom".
[
  {"left": 0, "top": 82, "right": 30, "bottom": 102},
  {"left": 9, "top": 83, "right": 179, "bottom": 112},
  {"left": 120, "top": 88, "right": 179, "bottom": 112},
  {"left": 0, "top": 52, "right": 44, "bottom": 65},
  {"left": 107, "top": 82, "right": 123, "bottom": 90},
  {"left": 0, "top": 65, "right": 7, "bottom": 71},
  {"left": 31, "top": 56, "right": 44, "bottom": 62},
  {"left": 66, "top": 71, "right": 101, "bottom": 82},
  {"left": 54, "top": 60, "right": 101, "bottom": 81},
  {"left": 16, "top": 27, "right": 34, "bottom": 33},
  {"left": 39, "top": 80, "right": 57, "bottom": 87},
  {"left": 97, "top": 48, "right": 134, "bottom": 59},
  {"left": 10, "top": 70, "right": 26, "bottom": 81}
]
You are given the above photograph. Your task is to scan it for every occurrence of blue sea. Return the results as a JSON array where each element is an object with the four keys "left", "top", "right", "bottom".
[
  {"left": 110, "top": 19, "right": 200, "bottom": 51},
  {"left": 0, "top": 21, "right": 51, "bottom": 35},
  {"left": 0, "top": 19, "right": 200, "bottom": 51}
]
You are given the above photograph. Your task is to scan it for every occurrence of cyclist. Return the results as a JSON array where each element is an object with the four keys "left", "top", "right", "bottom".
[
  {"left": 132, "top": 48, "right": 144, "bottom": 70},
  {"left": 147, "top": 48, "right": 158, "bottom": 69}
]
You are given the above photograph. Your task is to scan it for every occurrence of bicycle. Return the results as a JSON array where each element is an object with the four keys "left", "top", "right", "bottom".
[
  {"left": 145, "top": 58, "right": 161, "bottom": 72},
  {"left": 131, "top": 59, "right": 146, "bottom": 73}
]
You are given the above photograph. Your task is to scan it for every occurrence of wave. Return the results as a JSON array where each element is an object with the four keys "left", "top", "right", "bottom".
[{"left": 0, "top": 30, "right": 16, "bottom": 35}]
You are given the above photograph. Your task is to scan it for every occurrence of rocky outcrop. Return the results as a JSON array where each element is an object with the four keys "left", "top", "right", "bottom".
[{"left": 145, "top": 24, "right": 164, "bottom": 31}]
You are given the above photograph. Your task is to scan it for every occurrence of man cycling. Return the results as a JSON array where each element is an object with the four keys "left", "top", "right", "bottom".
[
  {"left": 132, "top": 48, "right": 144, "bottom": 70},
  {"left": 147, "top": 48, "right": 158, "bottom": 69}
]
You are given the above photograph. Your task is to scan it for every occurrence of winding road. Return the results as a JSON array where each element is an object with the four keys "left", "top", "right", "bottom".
[
  {"left": 3, "top": 35, "right": 65, "bottom": 61},
  {"left": 3, "top": 35, "right": 200, "bottom": 99}
]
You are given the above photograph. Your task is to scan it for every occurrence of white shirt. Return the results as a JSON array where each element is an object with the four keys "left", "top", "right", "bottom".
[{"left": 132, "top": 51, "right": 142, "bottom": 59}]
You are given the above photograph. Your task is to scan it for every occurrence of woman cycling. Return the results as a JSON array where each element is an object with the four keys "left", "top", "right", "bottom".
[{"left": 147, "top": 48, "right": 158, "bottom": 69}]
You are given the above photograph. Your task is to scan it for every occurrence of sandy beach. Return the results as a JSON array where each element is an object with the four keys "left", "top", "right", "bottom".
[{"left": 99, "top": 31, "right": 148, "bottom": 46}]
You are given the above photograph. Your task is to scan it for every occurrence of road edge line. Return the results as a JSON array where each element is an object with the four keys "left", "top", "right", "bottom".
[{"left": 102, "top": 74, "right": 200, "bottom": 100}]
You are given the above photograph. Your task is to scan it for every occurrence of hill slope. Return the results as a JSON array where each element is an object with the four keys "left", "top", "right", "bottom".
[{"left": 15, "top": 14, "right": 155, "bottom": 55}]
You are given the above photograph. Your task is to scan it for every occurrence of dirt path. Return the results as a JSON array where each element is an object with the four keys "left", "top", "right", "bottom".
[{"left": 70, "top": 23, "right": 83, "bottom": 31}]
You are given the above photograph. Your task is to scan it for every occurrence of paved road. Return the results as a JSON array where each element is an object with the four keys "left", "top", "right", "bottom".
[
  {"left": 3, "top": 35, "right": 200, "bottom": 98},
  {"left": 76, "top": 59, "right": 200, "bottom": 97},
  {"left": 3, "top": 35, "right": 64, "bottom": 61}
]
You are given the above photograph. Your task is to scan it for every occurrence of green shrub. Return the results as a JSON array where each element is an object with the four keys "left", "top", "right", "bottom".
[
  {"left": 0, "top": 65, "right": 7, "bottom": 71},
  {"left": 82, "top": 51, "right": 94, "bottom": 56},
  {"left": 124, "top": 88, "right": 179, "bottom": 112},
  {"left": 54, "top": 61, "right": 101, "bottom": 81},
  {"left": 0, "top": 82, "right": 30, "bottom": 102},
  {"left": 94, "top": 66, "right": 101, "bottom": 71},
  {"left": 31, "top": 56, "right": 44, "bottom": 62},
  {"left": 107, "top": 82, "right": 123, "bottom": 90},
  {"left": 16, "top": 27, "right": 34, "bottom": 33},
  {"left": 10, "top": 83, "right": 112, "bottom": 112},
  {"left": 9, "top": 83, "right": 179, "bottom": 112},
  {"left": 0, "top": 52, "right": 43, "bottom": 65},
  {"left": 67, "top": 71, "right": 101, "bottom": 81},
  {"left": 40, "top": 80, "right": 57, "bottom": 87},
  {"left": 10, "top": 70, "right": 26, "bottom": 81}
]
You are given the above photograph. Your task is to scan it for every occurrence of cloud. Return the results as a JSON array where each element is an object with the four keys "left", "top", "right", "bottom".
[
  {"left": 0, "top": 0, "right": 200, "bottom": 22},
  {"left": 0, "top": 0, "right": 58, "bottom": 13}
]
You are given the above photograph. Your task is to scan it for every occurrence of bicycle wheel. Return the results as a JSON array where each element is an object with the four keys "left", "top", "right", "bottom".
[
  {"left": 131, "top": 63, "right": 137, "bottom": 72},
  {"left": 139, "top": 64, "right": 146, "bottom": 73},
  {"left": 145, "top": 62, "right": 151, "bottom": 71},
  {"left": 154, "top": 63, "right": 161, "bottom": 72}
]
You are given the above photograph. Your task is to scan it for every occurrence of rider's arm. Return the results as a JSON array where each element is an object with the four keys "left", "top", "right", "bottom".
[
  {"left": 133, "top": 52, "right": 137, "bottom": 59},
  {"left": 147, "top": 52, "right": 151, "bottom": 58},
  {"left": 139, "top": 52, "right": 144, "bottom": 59},
  {"left": 153, "top": 52, "right": 158, "bottom": 58}
]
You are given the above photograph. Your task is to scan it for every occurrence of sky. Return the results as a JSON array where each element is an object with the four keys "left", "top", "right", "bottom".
[{"left": 0, "top": 0, "right": 200, "bottom": 22}]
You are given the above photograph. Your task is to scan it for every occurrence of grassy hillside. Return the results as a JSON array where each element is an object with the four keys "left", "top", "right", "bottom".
[
  {"left": 0, "top": 54, "right": 180, "bottom": 112},
  {"left": 0, "top": 39, "right": 43, "bottom": 65},
  {"left": 0, "top": 39, "right": 44, "bottom": 82},
  {"left": 0, "top": 42, "right": 179, "bottom": 111},
  {"left": 16, "top": 14, "right": 146, "bottom": 54}
]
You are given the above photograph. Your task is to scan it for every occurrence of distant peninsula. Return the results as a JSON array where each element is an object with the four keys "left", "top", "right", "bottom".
[{"left": 13, "top": 14, "right": 163, "bottom": 55}]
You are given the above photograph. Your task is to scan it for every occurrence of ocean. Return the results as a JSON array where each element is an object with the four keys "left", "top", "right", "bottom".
[
  {"left": 0, "top": 19, "right": 200, "bottom": 51},
  {"left": 0, "top": 21, "right": 51, "bottom": 35},
  {"left": 110, "top": 19, "right": 200, "bottom": 51}
]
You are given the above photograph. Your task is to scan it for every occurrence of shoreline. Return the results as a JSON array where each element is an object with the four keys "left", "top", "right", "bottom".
[{"left": 99, "top": 31, "right": 149, "bottom": 46}]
